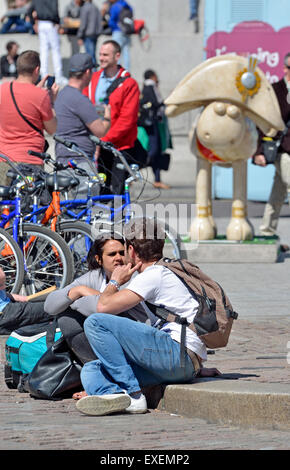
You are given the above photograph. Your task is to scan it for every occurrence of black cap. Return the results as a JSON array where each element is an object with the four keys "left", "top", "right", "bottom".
[{"left": 69, "top": 53, "right": 94, "bottom": 73}]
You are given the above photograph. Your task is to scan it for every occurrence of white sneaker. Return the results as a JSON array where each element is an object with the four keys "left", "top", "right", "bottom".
[
  {"left": 125, "top": 393, "right": 147, "bottom": 414},
  {"left": 76, "top": 393, "right": 131, "bottom": 416}
]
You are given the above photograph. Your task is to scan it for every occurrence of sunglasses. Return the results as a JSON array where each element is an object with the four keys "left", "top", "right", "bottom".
[{"left": 285, "top": 65, "right": 290, "bottom": 69}]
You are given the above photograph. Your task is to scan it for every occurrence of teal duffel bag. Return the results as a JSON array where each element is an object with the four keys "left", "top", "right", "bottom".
[{"left": 4, "top": 319, "right": 62, "bottom": 390}]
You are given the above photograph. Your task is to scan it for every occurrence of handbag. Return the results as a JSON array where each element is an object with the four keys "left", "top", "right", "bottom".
[
  {"left": 156, "top": 152, "right": 171, "bottom": 171},
  {"left": 10, "top": 82, "right": 49, "bottom": 153},
  {"left": 262, "top": 120, "right": 290, "bottom": 164},
  {"left": 26, "top": 335, "right": 82, "bottom": 400}
]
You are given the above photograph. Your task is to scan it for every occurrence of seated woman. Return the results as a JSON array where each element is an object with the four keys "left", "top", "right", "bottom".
[{"left": 44, "top": 234, "right": 151, "bottom": 365}]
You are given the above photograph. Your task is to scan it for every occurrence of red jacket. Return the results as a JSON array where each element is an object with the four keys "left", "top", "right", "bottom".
[{"left": 83, "top": 67, "right": 140, "bottom": 150}]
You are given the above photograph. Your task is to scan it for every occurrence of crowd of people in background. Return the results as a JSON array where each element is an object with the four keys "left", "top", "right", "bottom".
[{"left": 0, "top": 0, "right": 173, "bottom": 190}]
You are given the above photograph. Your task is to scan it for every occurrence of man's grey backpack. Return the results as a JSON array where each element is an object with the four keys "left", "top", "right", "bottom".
[{"left": 146, "top": 258, "right": 238, "bottom": 362}]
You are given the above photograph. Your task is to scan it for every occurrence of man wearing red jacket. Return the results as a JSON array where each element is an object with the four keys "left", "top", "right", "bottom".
[{"left": 83, "top": 39, "right": 141, "bottom": 194}]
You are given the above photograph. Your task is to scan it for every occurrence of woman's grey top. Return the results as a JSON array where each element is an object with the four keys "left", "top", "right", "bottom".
[{"left": 44, "top": 269, "right": 158, "bottom": 325}]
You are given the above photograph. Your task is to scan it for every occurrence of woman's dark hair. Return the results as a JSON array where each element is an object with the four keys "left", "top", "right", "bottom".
[
  {"left": 87, "top": 235, "right": 125, "bottom": 270},
  {"left": 6, "top": 41, "right": 18, "bottom": 53},
  {"left": 144, "top": 69, "right": 156, "bottom": 80}
]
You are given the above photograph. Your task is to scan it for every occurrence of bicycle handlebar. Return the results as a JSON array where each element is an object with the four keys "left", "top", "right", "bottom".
[
  {"left": 89, "top": 136, "right": 135, "bottom": 177},
  {"left": 28, "top": 150, "right": 51, "bottom": 161},
  {"left": 53, "top": 134, "right": 102, "bottom": 182},
  {"left": 53, "top": 134, "right": 75, "bottom": 149}
]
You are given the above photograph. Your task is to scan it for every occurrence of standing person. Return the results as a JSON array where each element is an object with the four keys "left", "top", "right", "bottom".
[
  {"left": 0, "top": 41, "right": 19, "bottom": 82},
  {"left": 189, "top": 0, "right": 200, "bottom": 33},
  {"left": 77, "top": 0, "right": 102, "bottom": 69},
  {"left": 27, "top": 0, "right": 67, "bottom": 86},
  {"left": 76, "top": 218, "right": 220, "bottom": 417},
  {"left": 83, "top": 39, "right": 141, "bottom": 194},
  {"left": 0, "top": 50, "right": 58, "bottom": 181},
  {"left": 54, "top": 52, "right": 111, "bottom": 198},
  {"left": 252, "top": 52, "right": 290, "bottom": 240},
  {"left": 139, "top": 69, "right": 172, "bottom": 190},
  {"left": 107, "top": 0, "right": 133, "bottom": 71}
]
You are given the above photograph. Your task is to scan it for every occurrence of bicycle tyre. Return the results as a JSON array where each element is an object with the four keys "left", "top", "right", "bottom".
[
  {"left": 57, "top": 220, "right": 95, "bottom": 278},
  {"left": 91, "top": 217, "right": 182, "bottom": 259},
  {"left": 7, "top": 223, "right": 74, "bottom": 295},
  {"left": 0, "top": 227, "right": 24, "bottom": 294}
]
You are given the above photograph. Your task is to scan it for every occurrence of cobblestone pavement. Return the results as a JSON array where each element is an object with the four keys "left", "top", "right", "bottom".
[{"left": 1, "top": 315, "right": 290, "bottom": 451}]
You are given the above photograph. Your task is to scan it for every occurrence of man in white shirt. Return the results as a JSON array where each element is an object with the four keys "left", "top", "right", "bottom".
[{"left": 76, "top": 218, "right": 220, "bottom": 417}]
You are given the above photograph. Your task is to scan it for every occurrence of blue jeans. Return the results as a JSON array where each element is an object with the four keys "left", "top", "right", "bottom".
[
  {"left": 0, "top": 16, "right": 33, "bottom": 34},
  {"left": 83, "top": 36, "right": 97, "bottom": 68},
  {"left": 189, "top": 0, "right": 199, "bottom": 18},
  {"left": 112, "top": 30, "right": 131, "bottom": 71},
  {"left": 81, "top": 313, "right": 196, "bottom": 396}
]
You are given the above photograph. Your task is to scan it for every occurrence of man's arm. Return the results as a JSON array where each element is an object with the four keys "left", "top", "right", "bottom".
[
  {"left": 97, "top": 286, "right": 143, "bottom": 314},
  {"left": 97, "top": 262, "right": 143, "bottom": 314},
  {"left": 87, "top": 104, "right": 111, "bottom": 137}
]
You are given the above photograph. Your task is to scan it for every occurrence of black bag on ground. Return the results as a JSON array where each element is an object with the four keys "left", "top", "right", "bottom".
[
  {"left": 27, "top": 335, "right": 82, "bottom": 400},
  {"left": 4, "top": 319, "right": 61, "bottom": 390}
]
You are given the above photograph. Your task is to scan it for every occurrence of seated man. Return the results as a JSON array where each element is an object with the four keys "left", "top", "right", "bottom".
[
  {"left": 76, "top": 218, "right": 220, "bottom": 417},
  {"left": 44, "top": 234, "right": 150, "bottom": 365}
]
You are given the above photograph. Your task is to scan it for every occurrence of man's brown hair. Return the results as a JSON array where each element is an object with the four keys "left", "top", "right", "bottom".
[
  {"left": 125, "top": 218, "right": 165, "bottom": 262},
  {"left": 16, "top": 50, "right": 40, "bottom": 76},
  {"left": 102, "top": 39, "right": 121, "bottom": 55}
]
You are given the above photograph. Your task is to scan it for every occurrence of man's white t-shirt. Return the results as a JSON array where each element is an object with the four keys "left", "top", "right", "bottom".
[{"left": 127, "top": 265, "right": 207, "bottom": 361}]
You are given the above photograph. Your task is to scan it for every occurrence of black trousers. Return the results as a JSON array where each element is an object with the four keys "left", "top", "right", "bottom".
[
  {"left": 0, "top": 301, "right": 51, "bottom": 335},
  {"left": 57, "top": 309, "right": 96, "bottom": 365}
]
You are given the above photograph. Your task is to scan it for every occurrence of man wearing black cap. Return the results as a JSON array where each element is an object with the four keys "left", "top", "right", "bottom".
[{"left": 54, "top": 52, "right": 111, "bottom": 198}]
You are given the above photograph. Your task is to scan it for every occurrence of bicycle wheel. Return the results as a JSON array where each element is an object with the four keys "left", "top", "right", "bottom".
[
  {"left": 0, "top": 227, "right": 24, "bottom": 294},
  {"left": 57, "top": 220, "right": 94, "bottom": 278},
  {"left": 91, "top": 217, "right": 182, "bottom": 259},
  {"left": 8, "top": 223, "right": 74, "bottom": 295}
]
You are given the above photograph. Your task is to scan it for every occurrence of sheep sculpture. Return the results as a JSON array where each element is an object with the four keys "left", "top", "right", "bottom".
[{"left": 165, "top": 54, "right": 285, "bottom": 241}]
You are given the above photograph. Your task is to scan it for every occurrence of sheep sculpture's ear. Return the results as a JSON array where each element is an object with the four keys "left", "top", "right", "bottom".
[{"left": 164, "top": 54, "right": 284, "bottom": 137}]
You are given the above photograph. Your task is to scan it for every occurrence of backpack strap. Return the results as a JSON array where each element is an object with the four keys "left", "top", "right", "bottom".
[
  {"left": 10, "top": 82, "right": 44, "bottom": 136},
  {"left": 145, "top": 301, "right": 190, "bottom": 368},
  {"left": 104, "top": 75, "right": 129, "bottom": 101}
]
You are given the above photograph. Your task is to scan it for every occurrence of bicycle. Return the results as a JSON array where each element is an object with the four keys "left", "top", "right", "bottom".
[
  {"left": 0, "top": 153, "right": 75, "bottom": 294},
  {"left": 22, "top": 149, "right": 98, "bottom": 278},
  {"left": 53, "top": 135, "right": 182, "bottom": 259}
]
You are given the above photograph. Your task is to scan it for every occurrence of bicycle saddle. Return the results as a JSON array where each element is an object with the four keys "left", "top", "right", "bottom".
[
  {"left": 45, "top": 175, "right": 79, "bottom": 189},
  {"left": 6, "top": 169, "right": 18, "bottom": 180},
  {"left": 0, "top": 185, "right": 13, "bottom": 198}
]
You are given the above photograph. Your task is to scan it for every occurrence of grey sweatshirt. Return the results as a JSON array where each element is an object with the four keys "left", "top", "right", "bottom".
[
  {"left": 44, "top": 269, "right": 157, "bottom": 324},
  {"left": 77, "top": 1, "right": 102, "bottom": 39}
]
